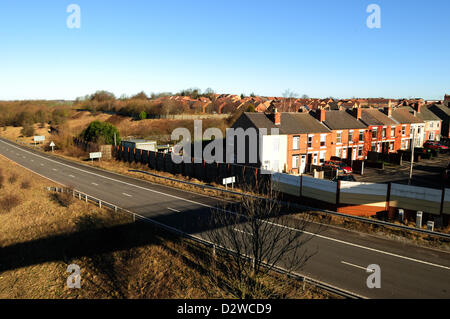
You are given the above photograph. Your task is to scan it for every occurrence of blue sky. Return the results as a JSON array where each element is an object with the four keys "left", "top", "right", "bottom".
[{"left": 0, "top": 0, "right": 449, "bottom": 100}]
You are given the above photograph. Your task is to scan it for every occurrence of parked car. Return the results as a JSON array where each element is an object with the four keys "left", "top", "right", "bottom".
[
  {"left": 423, "top": 141, "right": 449, "bottom": 152},
  {"left": 324, "top": 160, "right": 353, "bottom": 174},
  {"left": 332, "top": 174, "right": 356, "bottom": 182}
]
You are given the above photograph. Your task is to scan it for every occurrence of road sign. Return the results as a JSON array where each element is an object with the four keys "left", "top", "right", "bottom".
[
  {"left": 34, "top": 136, "right": 45, "bottom": 142},
  {"left": 89, "top": 152, "right": 102, "bottom": 159},
  {"left": 222, "top": 177, "right": 236, "bottom": 185},
  {"left": 222, "top": 176, "right": 236, "bottom": 190},
  {"left": 49, "top": 141, "right": 55, "bottom": 152}
]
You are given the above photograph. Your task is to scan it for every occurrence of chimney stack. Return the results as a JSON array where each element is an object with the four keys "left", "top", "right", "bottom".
[
  {"left": 353, "top": 107, "right": 362, "bottom": 120},
  {"left": 316, "top": 108, "right": 326, "bottom": 122},
  {"left": 384, "top": 106, "right": 392, "bottom": 117},
  {"left": 415, "top": 102, "right": 423, "bottom": 114},
  {"left": 273, "top": 108, "right": 281, "bottom": 125}
]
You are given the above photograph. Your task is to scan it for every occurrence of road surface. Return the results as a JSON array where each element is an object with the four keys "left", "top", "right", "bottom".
[{"left": 0, "top": 137, "right": 449, "bottom": 298}]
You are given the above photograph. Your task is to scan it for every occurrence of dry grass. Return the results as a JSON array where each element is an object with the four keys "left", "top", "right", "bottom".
[{"left": 0, "top": 156, "right": 332, "bottom": 299}]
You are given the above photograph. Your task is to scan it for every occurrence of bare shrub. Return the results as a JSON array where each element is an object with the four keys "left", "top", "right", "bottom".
[
  {"left": 8, "top": 174, "right": 18, "bottom": 184},
  {"left": 0, "top": 195, "right": 21, "bottom": 213},
  {"left": 0, "top": 169, "right": 4, "bottom": 188},
  {"left": 20, "top": 180, "right": 31, "bottom": 189},
  {"left": 51, "top": 187, "right": 74, "bottom": 207}
]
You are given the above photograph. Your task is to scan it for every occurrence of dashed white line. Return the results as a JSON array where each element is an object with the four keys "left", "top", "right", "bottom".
[
  {"left": 69, "top": 175, "right": 75, "bottom": 178},
  {"left": 91, "top": 182, "right": 99, "bottom": 186},
  {"left": 233, "top": 228, "right": 253, "bottom": 236},
  {"left": 167, "top": 207, "right": 181, "bottom": 213},
  {"left": 341, "top": 261, "right": 374, "bottom": 272},
  {"left": 122, "top": 193, "right": 132, "bottom": 197},
  {"left": 1, "top": 138, "right": 449, "bottom": 272}
]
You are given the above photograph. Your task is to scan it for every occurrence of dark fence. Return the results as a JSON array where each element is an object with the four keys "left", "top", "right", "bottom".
[{"left": 113, "top": 146, "right": 269, "bottom": 189}]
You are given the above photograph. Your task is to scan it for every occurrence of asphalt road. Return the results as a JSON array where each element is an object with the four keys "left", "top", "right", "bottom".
[{"left": 0, "top": 137, "right": 449, "bottom": 299}]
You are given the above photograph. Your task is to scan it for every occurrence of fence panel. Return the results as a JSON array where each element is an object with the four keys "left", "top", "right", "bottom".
[
  {"left": 339, "top": 181, "right": 388, "bottom": 207},
  {"left": 443, "top": 189, "right": 450, "bottom": 215},
  {"left": 272, "top": 173, "right": 300, "bottom": 196},
  {"left": 390, "top": 183, "right": 442, "bottom": 215},
  {"left": 302, "top": 176, "right": 337, "bottom": 204}
]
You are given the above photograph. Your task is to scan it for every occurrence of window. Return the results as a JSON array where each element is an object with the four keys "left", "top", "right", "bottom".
[
  {"left": 389, "top": 142, "right": 394, "bottom": 151},
  {"left": 437, "top": 122, "right": 440, "bottom": 128},
  {"left": 292, "top": 155, "right": 299, "bottom": 169},
  {"left": 293, "top": 136, "right": 300, "bottom": 150},
  {"left": 430, "top": 132, "right": 435, "bottom": 140},
  {"left": 336, "top": 147, "right": 342, "bottom": 158},
  {"left": 401, "top": 139, "right": 406, "bottom": 150},
  {"left": 372, "top": 128, "right": 377, "bottom": 139},
  {"left": 348, "top": 131, "right": 353, "bottom": 143},
  {"left": 336, "top": 132, "right": 342, "bottom": 144},
  {"left": 308, "top": 135, "right": 313, "bottom": 148},
  {"left": 391, "top": 127, "right": 395, "bottom": 138},
  {"left": 320, "top": 134, "right": 326, "bottom": 147},
  {"left": 402, "top": 125, "right": 406, "bottom": 136},
  {"left": 320, "top": 151, "right": 326, "bottom": 164},
  {"left": 382, "top": 128, "right": 387, "bottom": 138},
  {"left": 359, "top": 131, "right": 364, "bottom": 142},
  {"left": 371, "top": 142, "right": 376, "bottom": 151},
  {"left": 430, "top": 122, "right": 434, "bottom": 129},
  {"left": 313, "top": 153, "right": 318, "bottom": 165},
  {"left": 358, "top": 146, "right": 363, "bottom": 157}
]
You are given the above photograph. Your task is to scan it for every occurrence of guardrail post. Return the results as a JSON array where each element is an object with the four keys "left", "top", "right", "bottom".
[
  {"left": 416, "top": 211, "right": 423, "bottom": 228},
  {"left": 115, "top": 206, "right": 118, "bottom": 212},
  {"left": 427, "top": 221, "right": 434, "bottom": 231},
  {"left": 78, "top": 193, "right": 81, "bottom": 200},
  {"left": 99, "top": 200, "right": 102, "bottom": 209},
  {"left": 85, "top": 194, "right": 88, "bottom": 203},
  {"left": 398, "top": 209, "right": 404, "bottom": 223}
]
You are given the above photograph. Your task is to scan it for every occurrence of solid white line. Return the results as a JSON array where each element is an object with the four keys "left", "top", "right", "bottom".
[
  {"left": 1, "top": 138, "right": 449, "bottom": 272},
  {"left": 341, "top": 261, "right": 374, "bottom": 272},
  {"left": 167, "top": 207, "right": 181, "bottom": 213},
  {"left": 122, "top": 193, "right": 132, "bottom": 197}
]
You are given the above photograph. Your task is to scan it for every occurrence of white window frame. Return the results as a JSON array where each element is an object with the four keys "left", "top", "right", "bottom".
[
  {"left": 293, "top": 136, "right": 300, "bottom": 150},
  {"left": 336, "top": 131, "right": 343, "bottom": 145}
]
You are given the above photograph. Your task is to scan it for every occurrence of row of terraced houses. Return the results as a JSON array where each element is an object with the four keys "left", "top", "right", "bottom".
[{"left": 232, "top": 101, "right": 444, "bottom": 175}]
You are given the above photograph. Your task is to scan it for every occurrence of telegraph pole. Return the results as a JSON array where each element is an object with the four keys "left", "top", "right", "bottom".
[{"left": 409, "top": 127, "right": 415, "bottom": 185}]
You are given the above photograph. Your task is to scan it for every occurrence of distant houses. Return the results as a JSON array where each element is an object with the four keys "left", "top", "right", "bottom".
[{"left": 231, "top": 95, "right": 449, "bottom": 174}]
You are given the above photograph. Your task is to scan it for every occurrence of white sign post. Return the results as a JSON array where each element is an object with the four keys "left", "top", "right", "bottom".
[
  {"left": 89, "top": 152, "right": 102, "bottom": 164},
  {"left": 49, "top": 141, "right": 55, "bottom": 152},
  {"left": 222, "top": 176, "right": 236, "bottom": 191},
  {"left": 34, "top": 136, "right": 45, "bottom": 147}
]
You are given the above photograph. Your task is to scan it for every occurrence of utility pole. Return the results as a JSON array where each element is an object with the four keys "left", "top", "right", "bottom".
[{"left": 409, "top": 127, "right": 415, "bottom": 185}]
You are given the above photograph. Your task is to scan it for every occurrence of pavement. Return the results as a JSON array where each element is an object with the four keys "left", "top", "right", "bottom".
[
  {"left": 0, "top": 137, "right": 449, "bottom": 299},
  {"left": 356, "top": 153, "right": 450, "bottom": 189}
]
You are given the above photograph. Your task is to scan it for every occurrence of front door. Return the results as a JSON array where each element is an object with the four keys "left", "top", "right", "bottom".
[
  {"left": 300, "top": 155, "right": 306, "bottom": 174},
  {"left": 352, "top": 147, "right": 357, "bottom": 160}
]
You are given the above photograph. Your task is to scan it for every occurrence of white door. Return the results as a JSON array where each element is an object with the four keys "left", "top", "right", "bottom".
[
  {"left": 352, "top": 147, "right": 357, "bottom": 160},
  {"left": 300, "top": 155, "right": 306, "bottom": 174}
]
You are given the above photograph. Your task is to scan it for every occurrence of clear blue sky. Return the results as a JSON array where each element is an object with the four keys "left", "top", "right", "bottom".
[{"left": 0, "top": 0, "right": 449, "bottom": 100}]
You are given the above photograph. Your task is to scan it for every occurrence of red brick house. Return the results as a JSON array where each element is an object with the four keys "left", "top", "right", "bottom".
[{"left": 360, "top": 107, "right": 400, "bottom": 154}]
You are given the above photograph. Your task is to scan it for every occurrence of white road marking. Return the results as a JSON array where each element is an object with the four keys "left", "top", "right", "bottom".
[
  {"left": 40, "top": 163, "right": 44, "bottom": 166},
  {"left": 341, "top": 261, "right": 374, "bottom": 272},
  {"left": 91, "top": 182, "right": 99, "bottom": 186},
  {"left": 233, "top": 228, "right": 253, "bottom": 236},
  {"left": 69, "top": 175, "right": 75, "bottom": 178},
  {"left": 52, "top": 168, "right": 57, "bottom": 171},
  {"left": 167, "top": 207, "right": 181, "bottom": 213},
  {"left": 1, "top": 139, "right": 449, "bottom": 272},
  {"left": 122, "top": 193, "right": 132, "bottom": 197}
]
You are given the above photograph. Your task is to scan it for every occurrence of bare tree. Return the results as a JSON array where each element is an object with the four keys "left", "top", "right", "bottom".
[
  {"left": 282, "top": 89, "right": 298, "bottom": 112},
  {"left": 205, "top": 181, "right": 316, "bottom": 298}
]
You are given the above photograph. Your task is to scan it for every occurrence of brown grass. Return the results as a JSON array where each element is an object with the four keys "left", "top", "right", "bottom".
[{"left": 0, "top": 156, "right": 332, "bottom": 299}]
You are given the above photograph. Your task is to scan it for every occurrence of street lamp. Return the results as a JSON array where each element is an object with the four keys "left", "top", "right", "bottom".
[{"left": 408, "top": 127, "right": 416, "bottom": 185}]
